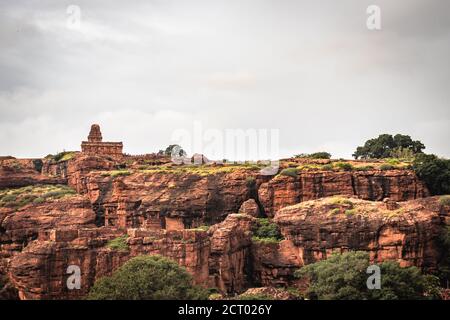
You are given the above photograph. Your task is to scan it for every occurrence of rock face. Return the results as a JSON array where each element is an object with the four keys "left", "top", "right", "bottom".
[
  {"left": 8, "top": 228, "right": 210, "bottom": 300},
  {"left": 82, "top": 169, "right": 259, "bottom": 229},
  {"left": 274, "top": 196, "right": 447, "bottom": 271},
  {"left": 0, "top": 195, "right": 96, "bottom": 259},
  {"left": 1, "top": 152, "right": 447, "bottom": 300},
  {"left": 0, "top": 158, "right": 66, "bottom": 189},
  {"left": 238, "top": 199, "right": 260, "bottom": 217},
  {"left": 259, "top": 170, "right": 428, "bottom": 217},
  {"left": 6, "top": 196, "right": 448, "bottom": 299},
  {"left": 208, "top": 214, "right": 256, "bottom": 294}
]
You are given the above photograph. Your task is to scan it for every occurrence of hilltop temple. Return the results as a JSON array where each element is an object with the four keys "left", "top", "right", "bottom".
[{"left": 81, "top": 124, "right": 123, "bottom": 158}]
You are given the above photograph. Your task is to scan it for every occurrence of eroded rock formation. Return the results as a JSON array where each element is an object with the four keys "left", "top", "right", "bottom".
[{"left": 1, "top": 147, "right": 448, "bottom": 300}]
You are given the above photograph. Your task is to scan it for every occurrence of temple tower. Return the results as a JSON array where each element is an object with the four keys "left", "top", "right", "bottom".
[
  {"left": 81, "top": 124, "right": 123, "bottom": 158},
  {"left": 87, "top": 124, "right": 103, "bottom": 142}
]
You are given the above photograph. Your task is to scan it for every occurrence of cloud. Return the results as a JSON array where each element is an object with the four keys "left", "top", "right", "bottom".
[{"left": 0, "top": 0, "right": 449, "bottom": 159}]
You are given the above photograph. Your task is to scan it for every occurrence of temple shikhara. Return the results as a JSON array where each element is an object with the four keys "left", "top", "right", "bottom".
[{"left": 81, "top": 124, "right": 123, "bottom": 158}]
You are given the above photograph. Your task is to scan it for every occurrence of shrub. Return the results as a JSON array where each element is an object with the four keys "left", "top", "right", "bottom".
[
  {"left": 295, "top": 152, "right": 331, "bottom": 159},
  {"left": 254, "top": 218, "right": 283, "bottom": 241},
  {"left": 294, "top": 251, "right": 440, "bottom": 300},
  {"left": 245, "top": 176, "right": 256, "bottom": 189},
  {"left": 106, "top": 235, "right": 129, "bottom": 251},
  {"left": 334, "top": 162, "right": 353, "bottom": 171},
  {"left": 110, "top": 170, "right": 131, "bottom": 178},
  {"left": 33, "top": 197, "right": 45, "bottom": 204},
  {"left": 386, "top": 158, "right": 401, "bottom": 165},
  {"left": 329, "top": 196, "right": 354, "bottom": 208},
  {"left": 52, "top": 151, "right": 76, "bottom": 162},
  {"left": 279, "top": 168, "right": 298, "bottom": 178},
  {"left": 1, "top": 194, "right": 17, "bottom": 203},
  {"left": 87, "top": 255, "right": 209, "bottom": 300},
  {"left": 329, "top": 208, "right": 341, "bottom": 215},
  {"left": 345, "top": 209, "right": 356, "bottom": 216},
  {"left": 355, "top": 165, "right": 374, "bottom": 171},
  {"left": 440, "top": 196, "right": 450, "bottom": 207},
  {"left": 321, "top": 164, "right": 334, "bottom": 171},
  {"left": 353, "top": 134, "right": 425, "bottom": 159},
  {"left": 379, "top": 164, "right": 395, "bottom": 171},
  {"left": 413, "top": 154, "right": 450, "bottom": 195},
  {"left": 236, "top": 293, "right": 274, "bottom": 300}
]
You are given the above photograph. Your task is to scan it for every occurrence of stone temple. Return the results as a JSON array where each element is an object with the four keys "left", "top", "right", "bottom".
[{"left": 81, "top": 124, "right": 123, "bottom": 158}]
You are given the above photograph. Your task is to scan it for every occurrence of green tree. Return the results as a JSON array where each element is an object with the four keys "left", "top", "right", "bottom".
[
  {"left": 87, "top": 255, "right": 208, "bottom": 300},
  {"left": 294, "top": 251, "right": 440, "bottom": 300},
  {"left": 164, "top": 144, "right": 187, "bottom": 158},
  {"left": 413, "top": 153, "right": 450, "bottom": 195},
  {"left": 353, "top": 134, "right": 425, "bottom": 159},
  {"left": 294, "top": 152, "right": 332, "bottom": 159}
]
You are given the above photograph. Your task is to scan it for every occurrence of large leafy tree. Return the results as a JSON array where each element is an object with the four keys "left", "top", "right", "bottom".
[
  {"left": 87, "top": 255, "right": 209, "bottom": 300},
  {"left": 353, "top": 134, "right": 425, "bottom": 159},
  {"left": 164, "top": 144, "right": 187, "bottom": 157},
  {"left": 294, "top": 251, "right": 440, "bottom": 300},
  {"left": 413, "top": 153, "right": 450, "bottom": 195}
]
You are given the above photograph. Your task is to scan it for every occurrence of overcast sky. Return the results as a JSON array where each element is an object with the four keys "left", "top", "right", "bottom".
[{"left": 0, "top": 0, "right": 449, "bottom": 160}]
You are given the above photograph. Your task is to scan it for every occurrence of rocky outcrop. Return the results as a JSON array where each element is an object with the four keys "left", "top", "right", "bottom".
[
  {"left": 0, "top": 158, "right": 66, "bottom": 189},
  {"left": 0, "top": 195, "right": 96, "bottom": 259},
  {"left": 238, "top": 199, "right": 260, "bottom": 217},
  {"left": 274, "top": 196, "right": 447, "bottom": 270},
  {"left": 4, "top": 196, "right": 449, "bottom": 299},
  {"left": 208, "top": 214, "right": 257, "bottom": 294},
  {"left": 8, "top": 227, "right": 211, "bottom": 299},
  {"left": 82, "top": 169, "right": 260, "bottom": 229},
  {"left": 259, "top": 170, "right": 428, "bottom": 217}
]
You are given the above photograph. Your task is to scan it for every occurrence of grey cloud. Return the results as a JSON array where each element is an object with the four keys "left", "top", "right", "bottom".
[{"left": 0, "top": 0, "right": 448, "bottom": 159}]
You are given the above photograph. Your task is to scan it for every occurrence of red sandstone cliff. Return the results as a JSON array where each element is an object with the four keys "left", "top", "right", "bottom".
[{"left": 1, "top": 153, "right": 447, "bottom": 300}]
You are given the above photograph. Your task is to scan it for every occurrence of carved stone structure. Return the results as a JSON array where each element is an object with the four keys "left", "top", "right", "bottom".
[{"left": 81, "top": 124, "right": 123, "bottom": 158}]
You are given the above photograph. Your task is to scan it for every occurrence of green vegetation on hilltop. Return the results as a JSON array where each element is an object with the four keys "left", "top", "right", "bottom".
[
  {"left": 139, "top": 163, "right": 263, "bottom": 177},
  {"left": 279, "top": 168, "right": 298, "bottom": 178},
  {"left": 353, "top": 134, "right": 425, "bottom": 159},
  {"left": 87, "top": 255, "right": 209, "bottom": 300},
  {"left": 294, "top": 152, "right": 331, "bottom": 159},
  {"left": 46, "top": 151, "right": 77, "bottom": 163},
  {"left": 0, "top": 184, "right": 76, "bottom": 209},
  {"left": 413, "top": 154, "right": 450, "bottom": 195}
]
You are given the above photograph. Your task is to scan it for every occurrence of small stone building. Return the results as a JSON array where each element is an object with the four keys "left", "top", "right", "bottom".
[{"left": 81, "top": 124, "right": 123, "bottom": 158}]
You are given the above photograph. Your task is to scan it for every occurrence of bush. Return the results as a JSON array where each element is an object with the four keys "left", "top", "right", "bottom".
[
  {"left": 110, "top": 170, "right": 131, "bottom": 178},
  {"left": 254, "top": 218, "right": 283, "bottom": 241},
  {"left": 52, "top": 151, "right": 76, "bottom": 162},
  {"left": 106, "top": 235, "right": 129, "bottom": 251},
  {"left": 245, "top": 176, "right": 256, "bottom": 189},
  {"left": 321, "top": 164, "right": 334, "bottom": 171},
  {"left": 87, "top": 255, "right": 209, "bottom": 300},
  {"left": 379, "top": 164, "right": 395, "bottom": 171},
  {"left": 295, "top": 152, "right": 331, "bottom": 160},
  {"left": 440, "top": 196, "right": 450, "bottom": 206},
  {"left": 33, "top": 197, "right": 45, "bottom": 204},
  {"left": 236, "top": 293, "right": 274, "bottom": 300},
  {"left": 355, "top": 165, "right": 374, "bottom": 171},
  {"left": 353, "top": 134, "right": 425, "bottom": 159},
  {"left": 294, "top": 251, "right": 440, "bottom": 300},
  {"left": 279, "top": 168, "right": 298, "bottom": 178},
  {"left": 334, "top": 162, "right": 353, "bottom": 171},
  {"left": 413, "top": 154, "right": 450, "bottom": 195}
]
